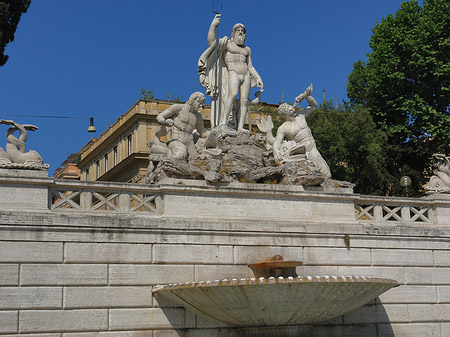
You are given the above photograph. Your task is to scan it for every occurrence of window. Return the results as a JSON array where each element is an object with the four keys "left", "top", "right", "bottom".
[
  {"left": 86, "top": 169, "right": 90, "bottom": 181},
  {"left": 127, "top": 134, "right": 132, "bottom": 155},
  {"left": 113, "top": 146, "right": 118, "bottom": 165},
  {"left": 104, "top": 154, "right": 108, "bottom": 172},
  {"left": 96, "top": 160, "right": 100, "bottom": 178}
]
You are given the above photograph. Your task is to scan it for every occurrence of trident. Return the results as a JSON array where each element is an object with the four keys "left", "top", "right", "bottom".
[{"left": 212, "top": 0, "right": 222, "bottom": 127}]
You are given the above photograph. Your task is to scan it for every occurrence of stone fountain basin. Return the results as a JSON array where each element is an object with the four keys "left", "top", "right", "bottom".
[{"left": 153, "top": 275, "right": 398, "bottom": 327}]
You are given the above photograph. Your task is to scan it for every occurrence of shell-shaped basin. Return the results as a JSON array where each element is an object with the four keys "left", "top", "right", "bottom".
[{"left": 153, "top": 275, "right": 398, "bottom": 327}]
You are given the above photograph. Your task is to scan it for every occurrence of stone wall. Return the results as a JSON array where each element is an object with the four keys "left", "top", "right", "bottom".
[{"left": 0, "top": 174, "right": 449, "bottom": 336}]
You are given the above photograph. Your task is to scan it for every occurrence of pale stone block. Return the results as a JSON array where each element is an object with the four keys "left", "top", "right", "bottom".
[
  {"left": 350, "top": 237, "right": 445, "bottom": 250},
  {"left": 441, "top": 323, "right": 450, "bottom": 337},
  {"left": 64, "top": 286, "right": 152, "bottom": 308},
  {"left": 65, "top": 243, "right": 152, "bottom": 263},
  {"left": 408, "top": 304, "right": 450, "bottom": 322},
  {"left": 304, "top": 247, "right": 370, "bottom": 266},
  {"left": 379, "top": 285, "right": 437, "bottom": 303},
  {"left": 20, "top": 309, "right": 108, "bottom": 332},
  {"left": 0, "top": 311, "right": 17, "bottom": 333},
  {"left": 434, "top": 250, "right": 450, "bottom": 267},
  {"left": 337, "top": 266, "right": 404, "bottom": 283},
  {"left": 109, "top": 308, "right": 194, "bottom": 330},
  {"left": 0, "top": 183, "right": 49, "bottom": 210},
  {"left": 109, "top": 264, "right": 194, "bottom": 285},
  {"left": 63, "top": 332, "right": 153, "bottom": 337},
  {"left": 343, "top": 304, "right": 409, "bottom": 324},
  {"left": 0, "top": 242, "right": 63, "bottom": 262},
  {"left": 21, "top": 264, "right": 107, "bottom": 285},
  {"left": 0, "top": 287, "right": 62, "bottom": 309},
  {"left": 438, "top": 286, "right": 450, "bottom": 303},
  {"left": 312, "top": 325, "right": 377, "bottom": 337},
  {"left": 405, "top": 267, "right": 450, "bottom": 285},
  {"left": 0, "top": 264, "right": 19, "bottom": 285},
  {"left": 372, "top": 249, "right": 433, "bottom": 266},
  {"left": 153, "top": 245, "right": 232, "bottom": 264},
  {"left": 379, "top": 323, "right": 441, "bottom": 337},
  {"left": 194, "top": 265, "right": 251, "bottom": 281},
  {"left": 233, "top": 246, "right": 302, "bottom": 264}
]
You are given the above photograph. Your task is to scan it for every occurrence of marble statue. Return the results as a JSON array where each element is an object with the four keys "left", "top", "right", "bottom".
[
  {"left": 425, "top": 154, "right": 450, "bottom": 193},
  {"left": 0, "top": 120, "right": 44, "bottom": 166},
  {"left": 148, "top": 92, "right": 208, "bottom": 161},
  {"left": 257, "top": 84, "right": 331, "bottom": 178},
  {"left": 198, "top": 14, "right": 263, "bottom": 132}
]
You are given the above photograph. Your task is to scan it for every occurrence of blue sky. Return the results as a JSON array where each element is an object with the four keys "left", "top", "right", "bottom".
[{"left": 0, "top": 0, "right": 410, "bottom": 174}]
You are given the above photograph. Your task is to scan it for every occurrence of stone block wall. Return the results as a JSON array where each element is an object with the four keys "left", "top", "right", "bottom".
[{"left": 0, "top": 178, "right": 450, "bottom": 336}]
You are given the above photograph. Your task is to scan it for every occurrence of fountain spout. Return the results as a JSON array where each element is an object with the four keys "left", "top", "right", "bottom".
[{"left": 248, "top": 254, "right": 302, "bottom": 278}]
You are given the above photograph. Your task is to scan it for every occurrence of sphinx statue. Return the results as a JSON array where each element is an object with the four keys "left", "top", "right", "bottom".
[
  {"left": 425, "top": 154, "right": 450, "bottom": 194},
  {"left": 257, "top": 84, "right": 331, "bottom": 178},
  {"left": 0, "top": 120, "right": 45, "bottom": 167}
]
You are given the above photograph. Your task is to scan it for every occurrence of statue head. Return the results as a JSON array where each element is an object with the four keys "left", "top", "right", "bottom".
[
  {"left": 278, "top": 103, "right": 296, "bottom": 121},
  {"left": 187, "top": 92, "right": 206, "bottom": 110},
  {"left": 231, "top": 23, "right": 246, "bottom": 46}
]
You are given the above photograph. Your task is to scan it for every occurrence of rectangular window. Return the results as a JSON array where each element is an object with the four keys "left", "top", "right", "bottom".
[
  {"left": 127, "top": 134, "right": 132, "bottom": 156},
  {"left": 113, "top": 146, "right": 118, "bottom": 165},
  {"left": 104, "top": 154, "right": 108, "bottom": 172},
  {"left": 96, "top": 160, "right": 100, "bottom": 179},
  {"left": 86, "top": 169, "right": 90, "bottom": 181}
]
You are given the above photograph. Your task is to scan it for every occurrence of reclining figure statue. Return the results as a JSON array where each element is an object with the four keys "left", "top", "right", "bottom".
[
  {"left": 425, "top": 154, "right": 450, "bottom": 194},
  {"left": 257, "top": 84, "right": 331, "bottom": 178},
  {"left": 0, "top": 120, "right": 43, "bottom": 166}
]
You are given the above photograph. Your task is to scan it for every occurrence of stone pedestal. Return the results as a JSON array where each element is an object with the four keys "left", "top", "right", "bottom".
[{"left": 0, "top": 168, "right": 51, "bottom": 210}]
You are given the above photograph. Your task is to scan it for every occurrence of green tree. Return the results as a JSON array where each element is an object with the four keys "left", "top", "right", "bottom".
[
  {"left": 308, "top": 101, "right": 392, "bottom": 195},
  {"left": 347, "top": 0, "right": 450, "bottom": 195},
  {"left": 0, "top": 0, "right": 31, "bottom": 66}
]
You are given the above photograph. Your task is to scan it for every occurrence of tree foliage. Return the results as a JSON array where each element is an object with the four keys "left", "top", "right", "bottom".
[
  {"left": 347, "top": 0, "right": 450, "bottom": 195},
  {"left": 308, "top": 101, "right": 391, "bottom": 195},
  {"left": 139, "top": 89, "right": 155, "bottom": 100},
  {"left": 0, "top": 0, "right": 31, "bottom": 66}
]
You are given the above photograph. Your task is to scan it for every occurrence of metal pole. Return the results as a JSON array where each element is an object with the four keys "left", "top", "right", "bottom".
[{"left": 212, "top": 0, "right": 222, "bottom": 128}]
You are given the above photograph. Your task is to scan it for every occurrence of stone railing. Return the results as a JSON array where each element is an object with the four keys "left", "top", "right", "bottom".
[
  {"left": 49, "top": 179, "right": 161, "bottom": 214},
  {"left": 354, "top": 196, "right": 433, "bottom": 224}
]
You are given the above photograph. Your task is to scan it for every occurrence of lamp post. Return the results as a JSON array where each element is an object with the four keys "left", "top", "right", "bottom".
[{"left": 400, "top": 176, "right": 412, "bottom": 197}]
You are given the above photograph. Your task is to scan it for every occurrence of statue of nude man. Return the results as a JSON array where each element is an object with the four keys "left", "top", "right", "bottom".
[
  {"left": 257, "top": 84, "right": 331, "bottom": 178},
  {"left": 150, "top": 92, "right": 208, "bottom": 161},
  {"left": 206, "top": 14, "right": 263, "bottom": 132}
]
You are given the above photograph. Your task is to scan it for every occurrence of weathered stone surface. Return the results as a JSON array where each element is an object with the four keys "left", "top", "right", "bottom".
[
  {"left": 0, "top": 287, "right": 62, "bottom": 309},
  {"left": 381, "top": 323, "right": 441, "bottom": 337},
  {"left": 153, "top": 244, "right": 232, "bottom": 264},
  {"left": 20, "top": 310, "right": 108, "bottom": 332},
  {"left": 109, "top": 308, "right": 194, "bottom": 330},
  {"left": 64, "top": 286, "right": 152, "bottom": 308},
  {"left": 0, "top": 264, "right": 18, "bottom": 285},
  {"left": 109, "top": 265, "right": 194, "bottom": 285},
  {"left": 64, "top": 243, "right": 152, "bottom": 263},
  {"left": 21, "top": 264, "right": 107, "bottom": 285},
  {"left": 147, "top": 129, "right": 333, "bottom": 188},
  {"left": 0, "top": 311, "right": 17, "bottom": 333},
  {"left": 0, "top": 242, "right": 62, "bottom": 263}
]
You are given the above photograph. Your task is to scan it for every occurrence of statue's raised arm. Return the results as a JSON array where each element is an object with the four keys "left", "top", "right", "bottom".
[{"left": 198, "top": 15, "right": 263, "bottom": 132}]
